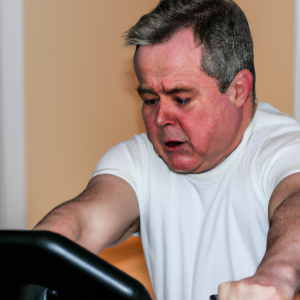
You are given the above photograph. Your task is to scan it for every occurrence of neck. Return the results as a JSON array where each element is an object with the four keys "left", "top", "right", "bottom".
[{"left": 225, "top": 96, "right": 255, "bottom": 157}]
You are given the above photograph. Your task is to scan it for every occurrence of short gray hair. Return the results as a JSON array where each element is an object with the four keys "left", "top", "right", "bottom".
[{"left": 124, "top": 0, "right": 256, "bottom": 98}]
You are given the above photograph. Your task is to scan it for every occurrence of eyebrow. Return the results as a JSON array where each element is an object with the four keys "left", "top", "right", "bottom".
[
  {"left": 163, "top": 87, "right": 195, "bottom": 95},
  {"left": 136, "top": 87, "right": 158, "bottom": 96},
  {"left": 137, "top": 86, "right": 196, "bottom": 96}
]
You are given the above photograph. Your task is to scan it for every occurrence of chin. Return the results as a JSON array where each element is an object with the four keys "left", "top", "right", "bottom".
[
  {"left": 170, "top": 166, "right": 196, "bottom": 174},
  {"left": 166, "top": 158, "right": 200, "bottom": 174},
  {"left": 153, "top": 144, "right": 200, "bottom": 173}
]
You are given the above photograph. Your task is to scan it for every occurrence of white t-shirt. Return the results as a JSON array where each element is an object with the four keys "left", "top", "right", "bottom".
[{"left": 92, "top": 103, "right": 300, "bottom": 300}]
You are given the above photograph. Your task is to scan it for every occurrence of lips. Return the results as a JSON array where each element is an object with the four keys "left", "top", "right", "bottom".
[{"left": 164, "top": 140, "right": 185, "bottom": 151}]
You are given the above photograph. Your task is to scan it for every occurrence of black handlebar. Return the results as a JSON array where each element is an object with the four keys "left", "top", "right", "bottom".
[{"left": 0, "top": 230, "right": 152, "bottom": 300}]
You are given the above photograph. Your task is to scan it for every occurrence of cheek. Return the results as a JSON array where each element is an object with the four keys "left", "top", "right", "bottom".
[
  {"left": 198, "top": 103, "right": 241, "bottom": 149},
  {"left": 142, "top": 108, "right": 159, "bottom": 142},
  {"left": 142, "top": 106, "right": 151, "bottom": 127},
  {"left": 179, "top": 109, "right": 210, "bottom": 139},
  {"left": 179, "top": 100, "right": 238, "bottom": 151},
  {"left": 142, "top": 108, "right": 152, "bottom": 129}
]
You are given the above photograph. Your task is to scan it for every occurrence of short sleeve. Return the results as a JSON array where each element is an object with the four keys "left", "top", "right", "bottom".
[
  {"left": 256, "top": 130, "right": 300, "bottom": 198},
  {"left": 91, "top": 135, "right": 144, "bottom": 196}
]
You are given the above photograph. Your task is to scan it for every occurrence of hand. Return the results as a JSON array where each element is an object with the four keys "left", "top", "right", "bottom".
[{"left": 218, "top": 275, "right": 297, "bottom": 300}]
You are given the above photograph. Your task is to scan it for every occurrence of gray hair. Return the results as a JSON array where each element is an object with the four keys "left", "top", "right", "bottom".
[{"left": 124, "top": 0, "right": 256, "bottom": 98}]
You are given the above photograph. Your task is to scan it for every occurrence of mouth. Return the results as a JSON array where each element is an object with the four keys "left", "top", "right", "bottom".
[
  {"left": 165, "top": 141, "right": 183, "bottom": 147},
  {"left": 164, "top": 141, "right": 185, "bottom": 151}
]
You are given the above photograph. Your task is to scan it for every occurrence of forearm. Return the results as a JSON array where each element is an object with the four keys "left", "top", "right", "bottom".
[
  {"left": 34, "top": 198, "right": 83, "bottom": 242},
  {"left": 33, "top": 200, "right": 81, "bottom": 241},
  {"left": 33, "top": 195, "right": 114, "bottom": 254},
  {"left": 219, "top": 177, "right": 300, "bottom": 300},
  {"left": 33, "top": 175, "right": 140, "bottom": 254},
  {"left": 255, "top": 192, "right": 300, "bottom": 295}
]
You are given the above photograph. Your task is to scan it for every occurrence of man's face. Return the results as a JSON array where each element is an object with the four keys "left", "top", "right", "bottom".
[{"left": 135, "top": 29, "right": 243, "bottom": 173}]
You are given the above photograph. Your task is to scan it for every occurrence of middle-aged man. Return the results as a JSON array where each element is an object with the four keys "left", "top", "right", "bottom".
[{"left": 35, "top": 0, "right": 300, "bottom": 300}]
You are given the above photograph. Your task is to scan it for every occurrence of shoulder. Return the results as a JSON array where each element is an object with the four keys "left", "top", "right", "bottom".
[
  {"left": 252, "top": 102, "right": 300, "bottom": 134},
  {"left": 98, "top": 133, "right": 153, "bottom": 163},
  {"left": 92, "top": 133, "right": 158, "bottom": 179},
  {"left": 250, "top": 102, "right": 300, "bottom": 149},
  {"left": 91, "top": 133, "right": 156, "bottom": 195},
  {"left": 246, "top": 103, "right": 300, "bottom": 156},
  {"left": 248, "top": 103, "right": 300, "bottom": 197}
]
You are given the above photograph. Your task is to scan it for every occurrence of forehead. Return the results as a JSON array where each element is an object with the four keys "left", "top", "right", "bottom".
[{"left": 134, "top": 29, "right": 202, "bottom": 83}]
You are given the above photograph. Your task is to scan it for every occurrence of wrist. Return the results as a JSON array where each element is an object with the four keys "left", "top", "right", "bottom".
[{"left": 254, "top": 261, "right": 299, "bottom": 296}]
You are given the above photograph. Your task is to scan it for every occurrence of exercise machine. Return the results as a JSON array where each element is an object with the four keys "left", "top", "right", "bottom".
[{"left": 0, "top": 230, "right": 152, "bottom": 300}]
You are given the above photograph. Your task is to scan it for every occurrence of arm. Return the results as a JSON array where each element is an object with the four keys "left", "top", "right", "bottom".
[
  {"left": 34, "top": 174, "right": 140, "bottom": 255},
  {"left": 219, "top": 172, "right": 300, "bottom": 300}
]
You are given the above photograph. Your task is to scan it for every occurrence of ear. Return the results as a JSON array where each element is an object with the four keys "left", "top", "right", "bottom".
[{"left": 227, "top": 70, "right": 253, "bottom": 108}]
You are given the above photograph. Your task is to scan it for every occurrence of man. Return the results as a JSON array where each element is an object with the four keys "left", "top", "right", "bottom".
[{"left": 35, "top": 0, "right": 300, "bottom": 300}]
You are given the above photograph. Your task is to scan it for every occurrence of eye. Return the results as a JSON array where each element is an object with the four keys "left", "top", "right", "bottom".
[
  {"left": 144, "top": 98, "right": 158, "bottom": 106},
  {"left": 176, "top": 98, "right": 190, "bottom": 105}
]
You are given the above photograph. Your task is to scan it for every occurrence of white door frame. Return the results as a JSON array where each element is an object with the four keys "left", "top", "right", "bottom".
[
  {"left": 0, "top": 0, "right": 26, "bottom": 229},
  {"left": 295, "top": 0, "right": 300, "bottom": 122}
]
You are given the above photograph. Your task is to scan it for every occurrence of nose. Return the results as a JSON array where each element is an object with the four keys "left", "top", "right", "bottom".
[{"left": 155, "top": 100, "right": 176, "bottom": 127}]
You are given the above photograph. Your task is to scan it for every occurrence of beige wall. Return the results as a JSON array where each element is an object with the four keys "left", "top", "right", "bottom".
[
  {"left": 236, "top": 0, "right": 294, "bottom": 115},
  {"left": 25, "top": 1, "right": 157, "bottom": 228}
]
